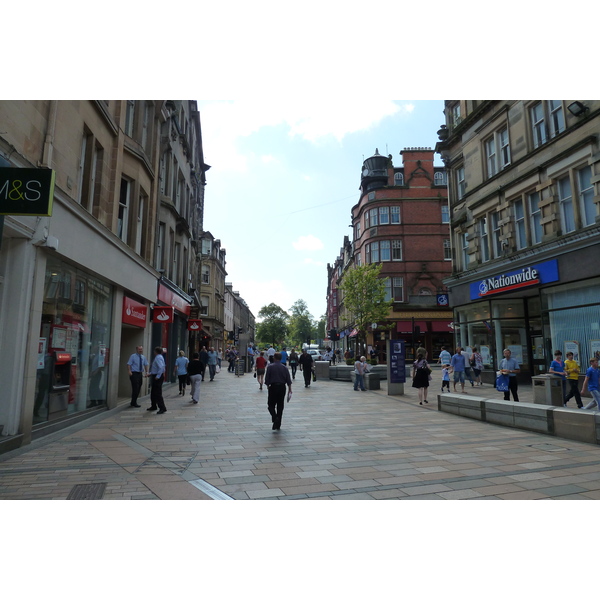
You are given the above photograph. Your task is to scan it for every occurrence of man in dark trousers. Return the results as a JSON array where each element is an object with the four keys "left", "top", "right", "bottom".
[
  {"left": 264, "top": 352, "right": 292, "bottom": 430},
  {"left": 198, "top": 346, "right": 209, "bottom": 381},
  {"left": 298, "top": 348, "right": 314, "bottom": 388},
  {"left": 147, "top": 346, "right": 167, "bottom": 414},
  {"left": 126, "top": 345, "right": 149, "bottom": 407}
]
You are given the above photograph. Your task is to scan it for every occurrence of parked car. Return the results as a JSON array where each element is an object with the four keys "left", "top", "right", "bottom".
[{"left": 307, "top": 349, "right": 327, "bottom": 361}]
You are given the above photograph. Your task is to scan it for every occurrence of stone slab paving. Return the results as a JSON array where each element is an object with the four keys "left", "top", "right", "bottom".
[{"left": 1, "top": 368, "right": 600, "bottom": 500}]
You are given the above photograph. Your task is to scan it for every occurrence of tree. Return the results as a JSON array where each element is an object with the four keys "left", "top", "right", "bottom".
[
  {"left": 256, "top": 303, "right": 289, "bottom": 347},
  {"left": 339, "top": 263, "right": 393, "bottom": 352},
  {"left": 316, "top": 314, "right": 326, "bottom": 343},
  {"left": 288, "top": 299, "right": 314, "bottom": 347}
]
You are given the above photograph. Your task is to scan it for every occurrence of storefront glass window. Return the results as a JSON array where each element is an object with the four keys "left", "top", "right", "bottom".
[
  {"left": 34, "top": 257, "right": 113, "bottom": 424},
  {"left": 455, "top": 301, "right": 490, "bottom": 324}
]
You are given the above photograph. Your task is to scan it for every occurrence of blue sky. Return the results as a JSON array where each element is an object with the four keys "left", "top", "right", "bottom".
[{"left": 198, "top": 100, "right": 447, "bottom": 322}]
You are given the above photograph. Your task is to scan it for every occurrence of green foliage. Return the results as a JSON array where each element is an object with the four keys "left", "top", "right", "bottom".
[
  {"left": 256, "top": 303, "right": 289, "bottom": 347},
  {"left": 288, "top": 299, "right": 314, "bottom": 347},
  {"left": 339, "top": 263, "right": 393, "bottom": 347},
  {"left": 346, "top": 359, "right": 354, "bottom": 365}
]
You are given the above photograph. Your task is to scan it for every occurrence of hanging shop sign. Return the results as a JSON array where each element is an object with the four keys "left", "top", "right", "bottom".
[
  {"left": 187, "top": 319, "right": 203, "bottom": 332},
  {"left": 470, "top": 259, "right": 559, "bottom": 300},
  {"left": 157, "top": 283, "right": 191, "bottom": 316},
  {"left": 122, "top": 296, "right": 148, "bottom": 328},
  {"left": 152, "top": 306, "right": 174, "bottom": 323},
  {"left": 0, "top": 167, "right": 56, "bottom": 216}
]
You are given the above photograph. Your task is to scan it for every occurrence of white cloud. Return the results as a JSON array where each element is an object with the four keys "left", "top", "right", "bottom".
[
  {"left": 292, "top": 234, "right": 324, "bottom": 251},
  {"left": 303, "top": 257, "right": 325, "bottom": 267},
  {"left": 261, "top": 154, "right": 278, "bottom": 164},
  {"left": 198, "top": 100, "right": 417, "bottom": 174}
]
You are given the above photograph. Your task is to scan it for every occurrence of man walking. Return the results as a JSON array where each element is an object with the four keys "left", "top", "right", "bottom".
[
  {"left": 450, "top": 346, "right": 467, "bottom": 393},
  {"left": 207, "top": 347, "right": 218, "bottom": 381},
  {"left": 264, "top": 352, "right": 292, "bottom": 430},
  {"left": 581, "top": 358, "right": 600, "bottom": 410},
  {"left": 499, "top": 348, "right": 520, "bottom": 402},
  {"left": 147, "top": 346, "right": 167, "bottom": 414},
  {"left": 298, "top": 348, "right": 314, "bottom": 388},
  {"left": 126, "top": 345, "right": 148, "bottom": 407}
]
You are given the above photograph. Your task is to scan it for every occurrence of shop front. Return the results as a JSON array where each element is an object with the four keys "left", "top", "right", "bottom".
[
  {"left": 35, "top": 255, "right": 113, "bottom": 424},
  {"left": 451, "top": 256, "right": 600, "bottom": 384}
]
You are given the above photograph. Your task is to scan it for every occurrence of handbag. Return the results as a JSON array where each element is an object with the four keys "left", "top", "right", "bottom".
[
  {"left": 496, "top": 374, "right": 510, "bottom": 392},
  {"left": 253, "top": 372, "right": 257, "bottom": 378}
]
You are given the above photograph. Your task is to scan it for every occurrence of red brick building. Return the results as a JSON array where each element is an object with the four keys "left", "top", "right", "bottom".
[{"left": 330, "top": 147, "right": 453, "bottom": 362}]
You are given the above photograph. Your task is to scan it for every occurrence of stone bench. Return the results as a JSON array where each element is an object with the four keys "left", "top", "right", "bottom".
[{"left": 437, "top": 393, "right": 600, "bottom": 445}]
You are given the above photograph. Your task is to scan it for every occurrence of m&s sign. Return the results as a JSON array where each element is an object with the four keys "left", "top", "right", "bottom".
[{"left": 0, "top": 168, "right": 56, "bottom": 216}]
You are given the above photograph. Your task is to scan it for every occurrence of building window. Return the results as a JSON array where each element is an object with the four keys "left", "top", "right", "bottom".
[
  {"left": 201, "top": 238, "right": 211, "bottom": 255},
  {"left": 461, "top": 232, "right": 469, "bottom": 269},
  {"left": 156, "top": 222, "right": 166, "bottom": 270},
  {"left": 391, "top": 206, "right": 400, "bottom": 224},
  {"left": 354, "top": 222, "right": 361, "bottom": 240},
  {"left": 369, "top": 208, "right": 378, "bottom": 227},
  {"left": 355, "top": 251, "right": 362, "bottom": 266},
  {"left": 485, "top": 127, "right": 510, "bottom": 178},
  {"left": 514, "top": 199, "right": 526, "bottom": 250},
  {"left": 118, "top": 178, "right": 130, "bottom": 243},
  {"left": 370, "top": 241, "right": 379, "bottom": 263},
  {"left": 365, "top": 244, "right": 370, "bottom": 264},
  {"left": 202, "top": 265, "right": 210, "bottom": 284},
  {"left": 135, "top": 192, "right": 146, "bottom": 256},
  {"left": 392, "top": 239, "right": 402, "bottom": 261},
  {"left": 434, "top": 171, "right": 447, "bottom": 186},
  {"left": 443, "top": 239, "right": 452, "bottom": 260},
  {"left": 528, "top": 191, "right": 543, "bottom": 244},
  {"left": 380, "top": 240, "right": 391, "bottom": 261},
  {"left": 578, "top": 165, "right": 596, "bottom": 227},
  {"left": 456, "top": 166, "right": 466, "bottom": 200},
  {"left": 379, "top": 206, "right": 389, "bottom": 225},
  {"left": 392, "top": 277, "right": 404, "bottom": 302},
  {"left": 364, "top": 210, "right": 370, "bottom": 230},
  {"left": 548, "top": 100, "right": 566, "bottom": 139},
  {"left": 394, "top": 172, "right": 404, "bottom": 186},
  {"left": 491, "top": 212, "right": 502, "bottom": 258},
  {"left": 173, "top": 242, "right": 181, "bottom": 286},
  {"left": 200, "top": 295, "right": 209, "bottom": 316},
  {"left": 125, "top": 100, "right": 135, "bottom": 137},
  {"left": 558, "top": 175, "right": 575, "bottom": 234},
  {"left": 531, "top": 101, "right": 565, "bottom": 148},
  {"left": 441, "top": 204, "right": 450, "bottom": 223},
  {"left": 451, "top": 103, "right": 461, "bottom": 127},
  {"left": 479, "top": 217, "right": 490, "bottom": 262}
]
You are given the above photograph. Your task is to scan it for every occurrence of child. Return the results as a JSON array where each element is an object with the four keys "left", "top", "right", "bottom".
[{"left": 441, "top": 364, "right": 451, "bottom": 392}]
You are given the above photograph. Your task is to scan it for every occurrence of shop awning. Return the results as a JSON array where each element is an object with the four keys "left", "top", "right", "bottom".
[
  {"left": 429, "top": 320, "right": 453, "bottom": 332},
  {"left": 349, "top": 328, "right": 359, "bottom": 337},
  {"left": 396, "top": 321, "right": 427, "bottom": 334}
]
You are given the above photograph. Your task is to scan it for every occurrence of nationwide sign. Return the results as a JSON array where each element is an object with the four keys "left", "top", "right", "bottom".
[
  {"left": 0, "top": 167, "right": 56, "bottom": 216},
  {"left": 470, "top": 259, "right": 559, "bottom": 300}
]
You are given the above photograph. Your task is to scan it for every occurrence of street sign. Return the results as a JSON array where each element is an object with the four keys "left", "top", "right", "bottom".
[{"left": 0, "top": 167, "right": 56, "bottom": 216}]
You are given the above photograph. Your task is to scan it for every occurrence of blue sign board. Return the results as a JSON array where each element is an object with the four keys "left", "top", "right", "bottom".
[
  {"left": 470, "top": 259, "right": 559, "bottom": 301},
  {"left": 389, "top": 339, "right": 406, "bottom": 384},
  {"left": 437, "top": 294, "right": 449, "bottom": 307}
]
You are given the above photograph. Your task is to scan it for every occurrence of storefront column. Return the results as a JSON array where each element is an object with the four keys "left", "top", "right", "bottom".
[{"left": 492, "top": 303, "right": 504, "bottom": 370}]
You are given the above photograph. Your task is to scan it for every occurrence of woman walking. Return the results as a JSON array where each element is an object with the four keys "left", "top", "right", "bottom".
[
  {"left": 187, "top": 352, "right": 203, "bottom": 404},
  {"left": 471, "top": 346, "right": 484, "bottom": 386},
  {"left": 289, "top": 348, "right": 299, "bottom": 380},
  {"left": 173, "top": 350, "right": 189, "bottom": 396},
  {"left": 353, "top": 355, "right": 368, "bottom": 391},
  {"left": 412, "top": 352, "right": 430, "bottom": 405},
  {"left": 255, "top": 351, "right": 267, "bottom": 390}
]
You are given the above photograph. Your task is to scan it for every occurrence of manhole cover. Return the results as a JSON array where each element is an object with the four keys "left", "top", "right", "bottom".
[
  {"left": 527, "top": 443, "right": 569, "bottom": 452},
  {"left": 66, "top": 483, "right": 107, "bottom": 500}
]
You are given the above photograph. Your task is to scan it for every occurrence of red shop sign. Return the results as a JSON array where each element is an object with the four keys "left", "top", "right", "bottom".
[
  {"left": 122, "top": 296, "right": 148, "bottom": 328},
  {"left": 152, "top": 306, "right": 174, "bottom": 323},
  {"left": 188, "top": 319, "right": 203, "bottom": 332},
  {"left": 157, "top": 283, "right": 191, "bottom": 317}
]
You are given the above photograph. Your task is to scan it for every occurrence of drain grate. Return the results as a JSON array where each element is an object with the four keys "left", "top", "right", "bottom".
[{"left": 66, "top": 483, "right": 107, "bottom": 500}]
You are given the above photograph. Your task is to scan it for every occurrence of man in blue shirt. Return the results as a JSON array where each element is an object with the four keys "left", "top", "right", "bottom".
[
  {"left": 450, "top": 346, "right": 467, "bottom": 393},
  {"left": 126, "top": 345, "right": 149, "bottom": 407},
  {"left": 280, "top": 347, "right": 288, "bottom": 367},
  {"left": 499, "top": 348, "right": 520, "bottom": 402},
  {"left": 581, "top": 358, "right": 600, "bottom": 411},
  {"left": 438, "top": 346, "right": 451, "bottom": 366},
  {"left": 147, "top": 346, "right": 167, "bottom": 414}
]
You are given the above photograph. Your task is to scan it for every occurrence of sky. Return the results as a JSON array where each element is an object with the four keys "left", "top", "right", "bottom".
[{"left": 197, "top": 99, "right": 446, "bottom": 322}]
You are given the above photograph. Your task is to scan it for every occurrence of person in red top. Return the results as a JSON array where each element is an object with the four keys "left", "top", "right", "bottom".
[{"left": 254, "top": 351, "right": 268, "bottom": 390}]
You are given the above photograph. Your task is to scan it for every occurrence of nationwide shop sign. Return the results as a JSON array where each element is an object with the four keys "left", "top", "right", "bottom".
[
  {"left": 152, "top": 306, "right": 174, "bottom": 323},
  {"left": 187, "top": 319, "right": 203, "bottom": 332},
  {"left": 122, "top": 296, "right": 148, "bottom": 328},
  {"left": 0, "top": 167, "right": 56, "bottom": 216},
  {"left": 470, "top": 259, "right": 559, "bottom": 300}
]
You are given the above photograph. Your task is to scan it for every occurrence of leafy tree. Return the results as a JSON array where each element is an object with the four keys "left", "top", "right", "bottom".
[
  {"left": 339, "top": 263, "right": 393, "bottom": 352},
  {"left": 288, "top": 299, "right": 314, "bottom": 347},
  {"left": 316, "top": 314, "right": 326, "bottom": 344},
  {"left": 256, "top": 303, "right": 289, "bottom": 347}
]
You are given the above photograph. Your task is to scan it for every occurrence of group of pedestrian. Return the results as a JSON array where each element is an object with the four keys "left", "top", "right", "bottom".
[
  {"left": 548, "top": 350, "right": 600, "bottom": 410},
  {"left": 126, "top": 345, "right": 168, "bottom": 414}
]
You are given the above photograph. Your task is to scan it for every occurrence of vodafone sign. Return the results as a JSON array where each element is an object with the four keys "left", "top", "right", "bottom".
[{"left": 122, "top": 297, "right": 148, "bottom": 328}]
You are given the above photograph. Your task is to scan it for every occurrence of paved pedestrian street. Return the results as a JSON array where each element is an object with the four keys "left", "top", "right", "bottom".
[{"left": 2, "top": 368, "right": 600, "bottom": 500}]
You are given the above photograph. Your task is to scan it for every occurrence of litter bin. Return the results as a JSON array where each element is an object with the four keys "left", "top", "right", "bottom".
[
  {"left": 364, "top": 373, "right": 380, "bottom": 390},
  {"left": 532, "top": 375, "right": 564, "bottom": 406},
  {"left": 314, "top": 360, "right": 330, "bottom": 380}
]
